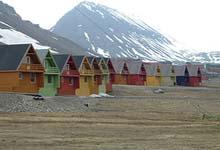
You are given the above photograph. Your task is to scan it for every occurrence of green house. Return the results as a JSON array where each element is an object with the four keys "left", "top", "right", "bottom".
[
  {"left": 97, "top": 58, "right": 109, "bottom": 94},
  {"left": 36, "top": 49, "right": 60, "bottom": 96}
]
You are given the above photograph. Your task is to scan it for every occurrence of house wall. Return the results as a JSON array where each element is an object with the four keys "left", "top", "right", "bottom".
[
  {"left": 160, "top": 76, "right": 174, "bottom": 86},
  {"left": 76, "top": 76, "right": 93, "bottom": 96},
  {"left": 146, "top": 76, "right": 160, "bottom": 86},
  {"left": 39, "top": 74, "right": 60, "bottom": 96},
  {"left": 128, "top": 75, "right": 145, "bottom": 85},
  {"left": 106, "top": 73, "right": 115, "bottom": 92},
  {"left": 0, "top": 72, "right": 43, "bottom": 93},
  {"left": 113, "top": 74, "right": 128, "bottom": 85},
  {"left": 176, "top": 76, "right": 187, "bottom": 86},
  {"left": 0, "top": 72, "right": 19, "bottom": 92},
  {"left": 99, "top": 74, "right": 108, "bottom": 94},
  {"left": 92, "top": 75, "right": 101, "bottom": 94},
  {"left": 58, "top": 76, "right": 78, "bottom": 95},
  {"left": 189, "top": 77, "right": 201, "bottom": 87}
]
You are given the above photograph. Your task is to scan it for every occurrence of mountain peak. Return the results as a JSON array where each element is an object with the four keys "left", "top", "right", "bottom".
[
  {"left": 0, "top": 1, "right": 19, "bottom": 17},
  {"left": 52, "top": 2, "right": 187, "bottom": 62}
]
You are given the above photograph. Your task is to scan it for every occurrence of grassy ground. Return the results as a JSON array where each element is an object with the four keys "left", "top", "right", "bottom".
[{"left": 0, "top": 79, "right": 220, "bottom": 150}]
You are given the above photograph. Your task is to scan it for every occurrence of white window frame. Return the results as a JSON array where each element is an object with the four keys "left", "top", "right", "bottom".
[
  {"left": 26, "top": 56, "right": 31, "bottom": 64},
  {"left": 19, "top": 72, "right": 23, "bottom": 80}
]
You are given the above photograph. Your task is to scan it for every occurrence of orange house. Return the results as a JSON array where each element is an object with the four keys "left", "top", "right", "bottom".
[
  {"left": 0, "top": 44, "right": 44, "bottom": 94},
  {"left": 111, "top": 59, "right": 129, "bottom": 85}
]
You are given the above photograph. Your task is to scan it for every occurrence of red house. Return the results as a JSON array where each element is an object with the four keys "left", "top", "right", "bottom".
[
  {"left": 126, "top": 60, "right": 147, "bottom": 85},
  {"left": 53, "top": 54, "right": 79, "bottom": 95},
  {"left": 187, "top": 64, "right": 202, "bottom": 87},
  {"left": 104, "top": 58, "right": 116, "bottom": 92}
]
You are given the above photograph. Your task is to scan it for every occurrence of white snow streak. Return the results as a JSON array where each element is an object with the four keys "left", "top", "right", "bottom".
[
  {"left": 97, "top": 48, "right": 110, "bottom": 57},
  {"left": 106, "top": 35, "right": 114, "bottom": 42}
]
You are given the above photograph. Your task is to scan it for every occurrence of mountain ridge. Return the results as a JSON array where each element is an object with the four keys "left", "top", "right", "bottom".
[
  {"left": 0, "top": 1, "right": 90, "bottom": 55},
  {"left": 52, "top": 1, "right": 189, "bottom": 62}
]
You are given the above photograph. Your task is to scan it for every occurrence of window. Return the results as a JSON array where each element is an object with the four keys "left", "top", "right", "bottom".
[
  {"left": 157, "top": 66, "right": 160, "bottom": 73},
  {"left": 48, "top": 76, "right": 52, "bottom": 84},
  {"left": 69, "top": 78, "right": 73, "bottom": 85},
  {"left": 61, "top": 77, "right": 64, "bottom": 83},
  {"left": 30, "top": 73, "right": 36, "bottom": 83},
  {"left": 26, "top": 56, "right": 31, "bottom": 64},
  {"left": 84, "top": 77, "right": 87, "bottom": 82},
  {"left": 19, "top": 72, "right": 23, "bottom": 80},
  {"left": 66, "top": 64, "right": 70, "bottom": 71}
]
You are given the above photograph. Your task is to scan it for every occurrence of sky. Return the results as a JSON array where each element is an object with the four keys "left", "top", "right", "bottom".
[{"left": 2, "top": 0, "right": 220, "bottom": 52}]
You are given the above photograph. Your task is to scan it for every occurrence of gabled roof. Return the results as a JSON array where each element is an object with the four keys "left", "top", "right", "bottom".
[
  {"left": 126, "top": 60, "right": 145, "bottom": 74},
  {"left": 0, "top": 44, "right": 32, "bottom": 71},
  {"left": 97, "top": 57, "right": 106, "bottom": 66},
  {"left": 144, "top": 63, "right": 158, "bottom": 76},
  {"left": 53, "top": 54, "right": 69, "bottom": 72},
  {"left": 87, "top": 56, "right": 100, "bottom": 70},
  {"left": 87, "top": 56, "right": 96, "bottom": 64},
  {"left": 104, "top": 58, "right": 115, "bottom": 72},
  {"left": 111, "top": 58, "right": 126, "bottom": 74},
  {"left": 187, "top": 65, "right": 200, "bottom": 76},
  {"left": 159, "top": 63, "right": 172, "bottom": 76},
  {"left": 72, "top": 55, "right": 86, "bottom": 70},
  {"left": 174, "top": 65, "right": 186, "bottom": 76},
  {"left": 36, "top": 49, "right": 49, "bottom": 64}
]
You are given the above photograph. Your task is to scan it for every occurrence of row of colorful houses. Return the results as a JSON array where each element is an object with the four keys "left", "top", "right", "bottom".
[{"left": 0, "top": 44, "right": 206, "bottom": 96}]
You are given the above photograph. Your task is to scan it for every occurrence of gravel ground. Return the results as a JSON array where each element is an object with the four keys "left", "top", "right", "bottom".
[
  {"left": 0, "top": 79, "right": 219, "bottom": 113},
  {"left": 0, "top": 94, "right": 102, "bottom": 112}
]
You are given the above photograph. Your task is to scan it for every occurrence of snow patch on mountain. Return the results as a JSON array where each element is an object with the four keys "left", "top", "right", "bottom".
[{"left": 0, "top": 27, "right": 49, "bottom": 49}]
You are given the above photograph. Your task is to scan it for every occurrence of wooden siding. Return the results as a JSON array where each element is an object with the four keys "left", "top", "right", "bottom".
[
  {"left": 128, "top": 75, "right": 146, "bottom": 85},
  {"left": 160, "top": 76, "right": 175, "bottom": 86},
  {"left": 0, "top": 72, "right": 43, "bottom": 93},
  {"left": 189, "top": 77, "right": 202, "bottom": 87},
  {"left": 113, "top": 74, "right": 128, "bottom": 85},
  {"left": 146, "top": 76, "right": 161, "bottom": 86},
  {"left": 76, "top": 76, "right": 93, "bottom": 96},
  {"left": 39, "top": 74, "right": 60, "bottom": 96}
]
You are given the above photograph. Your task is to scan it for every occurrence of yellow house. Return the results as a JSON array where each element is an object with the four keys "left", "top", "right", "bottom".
[
  {"left": 87, "top": 57, "right": 102, "bottom": 94},
  {"left": 159, "top": 63, "right": 176, "bottom": 86},
  {"left": 97, "top": 58, "right": 109, "bottom": 94},
  {"left": 73, "top": 56, "right": 94, "bottom": 96},
  {"left": 144, "top": 63, "right": 161, "bottom": 86}
]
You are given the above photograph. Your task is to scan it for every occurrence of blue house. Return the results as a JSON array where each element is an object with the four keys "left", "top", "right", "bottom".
[{"left": 174, "top": 65, "right": 189, "bottom": 86}]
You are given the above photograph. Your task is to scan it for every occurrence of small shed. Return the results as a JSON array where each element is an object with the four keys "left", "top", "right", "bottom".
[
  {"left": 73, "top": 56, "right": 94, "bottom": 96},
  {"left": 126, "top": 60, "right": 146, "bottom": 85},
  {"left": 0, "top": 44, "right": 44, "bottom": 94},
  {"left": 144, "top": 63, "right": 161, "bottom": 86},
  {"left": 87, "top": 57, "right": 102, "bottom": 94},
  {"left": 36, "top": 49, "right": 60, "bottom": 96},
  {"left": 111, "top": 58, "right": 129, "bottom": 85},
  {"left": 53, "top": 54, "right": 79, "bottom": 95}
]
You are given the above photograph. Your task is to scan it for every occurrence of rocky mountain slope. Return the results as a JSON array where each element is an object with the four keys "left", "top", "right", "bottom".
[
  {"left": 52, "top": 1, "right": 188, "bottom": 62},
  {"left": 0, "top": 1, "right": 88, "bottom": 55}
]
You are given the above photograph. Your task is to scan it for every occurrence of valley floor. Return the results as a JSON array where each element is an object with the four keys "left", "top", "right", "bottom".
[{"left": 0, "top": 78, "right": 220, "bottom": 149}]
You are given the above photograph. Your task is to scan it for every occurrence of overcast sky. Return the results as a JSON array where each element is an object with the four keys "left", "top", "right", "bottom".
[{"left": 2, "top": 0, "right": 220, "bottom": 52}]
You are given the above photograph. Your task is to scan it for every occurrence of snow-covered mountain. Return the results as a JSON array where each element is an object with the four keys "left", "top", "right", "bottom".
[
  {"left": 0, "top": 1, "right": 88, "bottom": 55},
  {"left": 183, "top": 51, "right": 220, "bottom": 64},
  {"left": 52, "top": 1, "right": 189, "bottom": 62}
]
